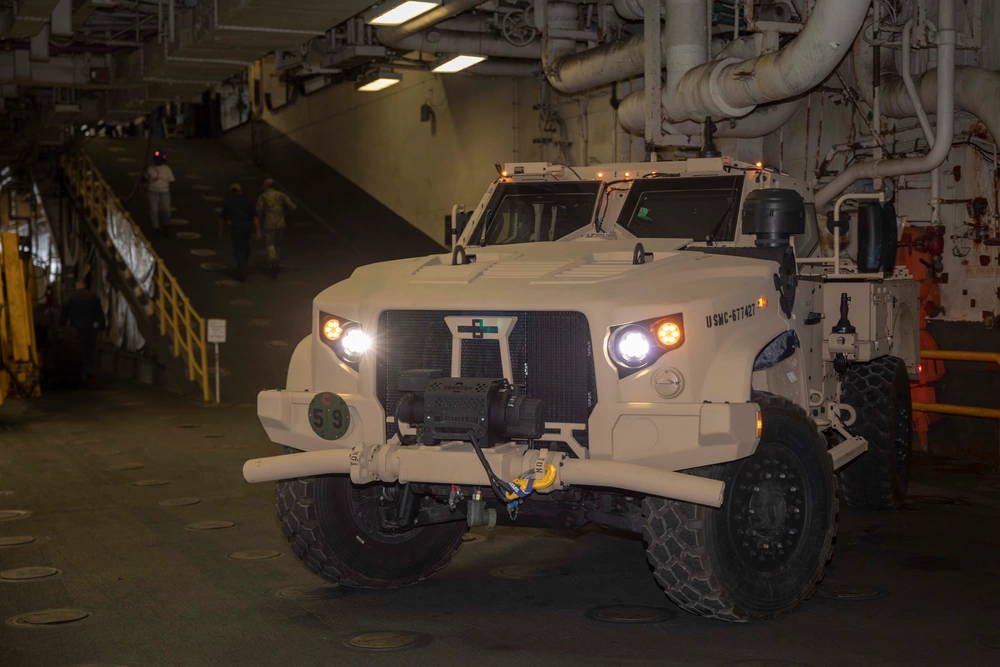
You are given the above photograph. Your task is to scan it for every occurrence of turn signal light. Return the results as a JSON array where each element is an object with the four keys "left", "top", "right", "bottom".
[
  {"left": 757, "top": 296, "right": 768, "bottom": 308},
  {"left": 756, "top": 410, "right": 763, "bottom": 439},
  {"left": 652, "top": 319, "right": 683, "bottom": 348},
  {"left": 322, "top": 317, "right": 344, "bottom": 341}
]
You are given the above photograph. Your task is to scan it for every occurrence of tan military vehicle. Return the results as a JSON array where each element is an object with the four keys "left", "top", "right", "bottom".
[{"left": 243, "top": 157, "right": 918, "bottom": 621}]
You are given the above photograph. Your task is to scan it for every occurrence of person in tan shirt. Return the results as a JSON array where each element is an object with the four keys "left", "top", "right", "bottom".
[
  {"left": 145, "top": 150, "right": 175, "bottom": 236},
  {"left": 255, "top": 177, "right": 296, "bottom": 278}
]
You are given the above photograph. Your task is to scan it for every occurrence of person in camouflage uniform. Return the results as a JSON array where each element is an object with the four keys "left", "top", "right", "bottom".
[{"left": 255, "top": 177, "right": 297, "bottom": 278}]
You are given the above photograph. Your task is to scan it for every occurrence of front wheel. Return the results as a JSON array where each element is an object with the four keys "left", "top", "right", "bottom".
[
  {"left": 642, "top": 393, "right": 837, "bottom": 621},
  {"left": 276, "top": 475, "right": 466, "bottom": 588}
]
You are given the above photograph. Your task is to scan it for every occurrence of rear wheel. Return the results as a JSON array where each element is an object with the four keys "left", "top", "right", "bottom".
[
  {"left": 276, "top": 475, "right": 465, "bottom": 588},
  {"left": 642, "top": 393, "right": 836, "bottom": 621},
  {"left": 839, "top": 356, "right": 912, "bottom": 509}
]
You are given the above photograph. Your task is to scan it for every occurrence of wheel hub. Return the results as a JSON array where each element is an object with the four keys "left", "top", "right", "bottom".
[{"left": 729, "top": 449, "right": 807, "bottom": 570}]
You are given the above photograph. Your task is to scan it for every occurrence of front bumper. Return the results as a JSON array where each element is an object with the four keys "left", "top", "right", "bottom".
[{"left": 250, "top": 389, "right": 761, "bottom": 507}]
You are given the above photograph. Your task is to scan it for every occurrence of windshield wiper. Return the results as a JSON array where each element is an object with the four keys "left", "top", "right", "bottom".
[{"left": 704, "top": 191, "right": 740, "bottom": 245}]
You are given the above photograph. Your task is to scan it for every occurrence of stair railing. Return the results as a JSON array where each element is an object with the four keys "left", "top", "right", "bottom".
[{"left": 61, "top": 151, "right": 210, "bottom": 402}]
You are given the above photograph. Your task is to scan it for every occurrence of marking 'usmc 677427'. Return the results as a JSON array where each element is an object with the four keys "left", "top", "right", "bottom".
[{"left": 705, "top": 302, "right": 757, "bottom": 328}]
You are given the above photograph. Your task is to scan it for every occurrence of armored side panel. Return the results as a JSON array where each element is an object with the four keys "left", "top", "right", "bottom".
[{"left": 821, "top": 278, "right": 919, "bottom": 374}]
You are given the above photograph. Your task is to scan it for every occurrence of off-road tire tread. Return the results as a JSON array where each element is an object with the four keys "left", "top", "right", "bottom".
[
  {"left": 642, "top": 392, "right": 837, "bottom": 622},
  {"left": 839, "top": 356, "right": 911, "bottom": 510},
  {"left": 275, "top": 476, "right": 463, "bottom": 589}
]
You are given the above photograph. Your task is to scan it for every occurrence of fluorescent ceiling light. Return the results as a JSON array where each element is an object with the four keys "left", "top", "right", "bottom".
[
  {"left": 356, "top": 70, "right": 402, "bottom": 92},
  {"left": 368, "top": 1, "right": 440, "bottom": 26},
  {"left": 432, "top": 54, "right": 486, "bottom": 73}
]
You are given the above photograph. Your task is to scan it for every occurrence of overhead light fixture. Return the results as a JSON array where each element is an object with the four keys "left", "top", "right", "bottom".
[
  {"left": 356, "top": 69, "right": 402, "bottom": 92},
  {"left": 368, "top": 1, "right": 441, "bottom": 26},
  {"left": 431, "top": 54, "right": 486, "bottom": 74}
]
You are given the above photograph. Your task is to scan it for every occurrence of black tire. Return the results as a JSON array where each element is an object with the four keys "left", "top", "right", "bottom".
[
  {"left": 276, "top": 475, "right": 465, "bottom": 588},
  {"left": 839, "top": 356, "right": 912, "bottom": 510},
  {"left": 642, "top": 393, "right": 837, "bottom": 622}
]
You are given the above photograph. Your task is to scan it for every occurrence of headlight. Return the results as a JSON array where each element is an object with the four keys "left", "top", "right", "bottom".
[
  {"left": 340, "top": 325, "right": 373, "bottom": 361},
  {"left": 612, "top": 326, "right": 654, "bottom": 368},
  {"left": 609, "top": 314, "right": 684, "bottom": 376},
  {"left": 319, "top": 313, "right": 370, "bottom": 370}
]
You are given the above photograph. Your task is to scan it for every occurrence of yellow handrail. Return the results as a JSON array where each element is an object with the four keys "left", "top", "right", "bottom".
[
  {"left": 919, "top": 349, "right": 1000, "bottom": 367},
  {"left": 60, "top": 151, "right": 211, "bottom": 402},
  {"left": 916, "top": 349, "right": 1000, "bottom": 420},
  {"left": 912, "top": 402, "right": 1000, "bottom": 419}
]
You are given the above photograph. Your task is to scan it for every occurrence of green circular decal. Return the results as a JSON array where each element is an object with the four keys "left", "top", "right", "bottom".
[{"left": 308, "top": 392, "right": 351, "bottom": 440}]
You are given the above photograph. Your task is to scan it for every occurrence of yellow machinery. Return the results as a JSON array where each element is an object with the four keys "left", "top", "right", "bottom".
[{"left": 0, "top": 227, "right": 41, "bottom": 405}]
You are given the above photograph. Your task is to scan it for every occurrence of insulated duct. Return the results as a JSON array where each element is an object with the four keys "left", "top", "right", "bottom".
[
  {"left": 543, "top": 0, "right": 695, "bottom": 97},
  {"left": 850, "top": 15, "right": 1000, "bottom": 145},
  {"left": 881, "top": 68, "right": 1000, "bottom": 151},
  {"left": 617, "top": 96, "right": 802, "bottom": 137},
  {"left": 669, "top": 0, "right": 871, "bottom": 120},
  {"left": 815, "top": 0, "right": 955, "bottom": 209},
  {"left": 546, "top": 31, "right": 762, "bottom": 97},
  {"left": 545, "top": 31, "right": 644, "bottom": 93},
  {"left": 663, "top": 0, "right": 707, "bottom": 118}
]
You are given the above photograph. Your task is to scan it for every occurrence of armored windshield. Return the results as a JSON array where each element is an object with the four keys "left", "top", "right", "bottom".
[
  {"left": 618, "top": 175, "right": 744, "bottom": 242},
  {"left": 477, "top": 181, "right": 600, "bottom": 245}
]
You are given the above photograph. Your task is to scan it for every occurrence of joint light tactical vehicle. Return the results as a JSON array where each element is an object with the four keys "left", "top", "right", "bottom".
[{"left": 243, "top": 158, "right": 918, "bottom": 621}]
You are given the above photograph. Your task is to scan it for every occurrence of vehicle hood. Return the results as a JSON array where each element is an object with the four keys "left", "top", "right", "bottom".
[{"left": 315, "top": 239, "right": 780, "bottom": 323}]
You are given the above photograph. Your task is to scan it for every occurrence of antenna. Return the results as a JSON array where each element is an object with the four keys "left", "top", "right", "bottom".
[{"left": 700, "top": 117, "right": 720, "bottom": 158}]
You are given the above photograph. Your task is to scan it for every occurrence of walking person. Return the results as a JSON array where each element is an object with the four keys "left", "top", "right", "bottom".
[
  {"left": 146, "top": 149, "right": 175, "bottom": 236},
  {"left": 219, "top": 183, "right": 258, "bottom": 281},
  {"left": 255, "top": 177, "right": 296, "bottom": 278},
  {"left": 61, "top": 278, "right": 105, "bottom": 385}
]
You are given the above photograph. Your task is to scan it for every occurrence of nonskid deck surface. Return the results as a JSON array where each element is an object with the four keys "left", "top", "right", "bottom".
[
  {"left": 84, "top": 137, "right": 441, "bottom": 400},
  {"left": 1, "top": 385, "right": 999, "bottom": 666}
]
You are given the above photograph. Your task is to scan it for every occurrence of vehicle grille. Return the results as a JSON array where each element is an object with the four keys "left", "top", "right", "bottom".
[{"left": 376, "top": 310, "right": 596, "bottom": 449}]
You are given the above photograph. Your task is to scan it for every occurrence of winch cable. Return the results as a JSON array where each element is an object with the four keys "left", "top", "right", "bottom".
[
  {"left": 468, "top": 430, "right": 514, "bottom": 502},
  {"left": 467, "top": 431, "right": 558, "bottom": 510}
]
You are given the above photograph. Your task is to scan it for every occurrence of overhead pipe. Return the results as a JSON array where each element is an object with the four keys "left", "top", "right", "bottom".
[
  {"left": 618, "top": 95, "right": 802, "bottom": 137},
  {"left": 613, "top": 0, "right": 644, "bottom": 21},
  {"left": 554, "top": 30, "right": 760, "bottom": 98},
  {"left": 463, "top": 60, "right": 540, "bottom": 77},
  {"left": 881, "top": 68, "right": 1000, "bottom": 154},
  {"left": 545, "top": 0, "right": 699, "bottom": 97},
  {"left": 815, "top": 0, "right": 955, "bottom": 210},
  {"left": 545, "top": 31, "right": 645, "bottom": 93},
  {"left": 664, "top": 0, "right": 707, "bottom": 118},
  {"left": 376, "top": 0, "right": 486, "bottom": 45},
  {"left": 900, "top": 19, "right": 941, "bottom": 224},
  {"left": 388, "top": 30, "right": 542, "bottom": 59},
  {"left": 669, "top": 0, "right": 871, "bottom": 121},
  {"left": 849, "top": 15, "right": 1000, "bottom": 144},
  {"left": 540, "top": 2, "right": 580, "bottom": 69}
]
